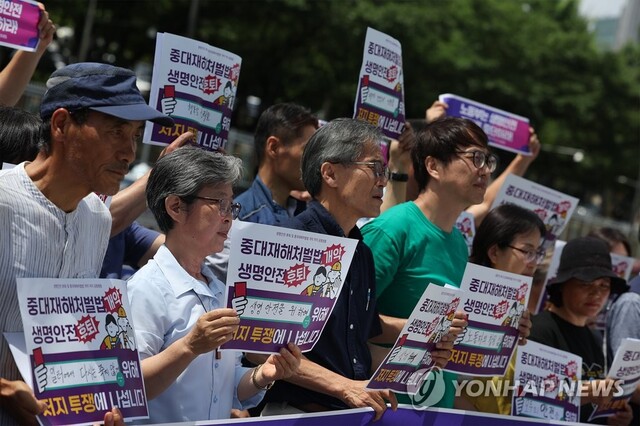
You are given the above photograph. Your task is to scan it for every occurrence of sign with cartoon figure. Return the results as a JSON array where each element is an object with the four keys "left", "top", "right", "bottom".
[
  {"left": 16, "top": 278, "right": 147, "bottom": 425},
  {"left": 0, "top": 0, "right": 41, "bottom": 52},
  {"left": 491, "top": 174, "right": 579, "bottom": 251},
  {"left": 439, "top": 94, "right": 531, "bottom": 155},
  {"left": 222, "top": 222, "right": 358, "bottom": 354},
  {"left": 353, "top": 27, "right": 405, "bottom": 139},
  {"left": 144, "top": 32, "right": 241, "bottom": 151},
  {"left": 446, "top": 263, "right": 532, "bottom": 376},
  {"left": 455, "top": 211, "right": 476, "bottom": 255},
  {"left": 589, "top": 338, "right": 640, "bottom": 421},
  {"left": 366, "top": 284, "right": 461, "bottom": 394},
  {"left": 512, "top": 340, "right": 582, "bottom": 422}
]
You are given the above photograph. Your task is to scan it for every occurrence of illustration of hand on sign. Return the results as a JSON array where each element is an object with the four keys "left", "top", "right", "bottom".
[
  {"left": 231, "top": 282, "right": 248, "bottom": 316},
  {"left": 33, "top": 347, "right": 47, "bottom": 393},
  {"left": 161, "top": 85, "right": 177, "bottom": 115}
]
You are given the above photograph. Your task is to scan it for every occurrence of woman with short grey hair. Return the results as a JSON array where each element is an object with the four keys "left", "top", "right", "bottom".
[{"left": 127, "top": 146, "right": 301, "bottom": 423}]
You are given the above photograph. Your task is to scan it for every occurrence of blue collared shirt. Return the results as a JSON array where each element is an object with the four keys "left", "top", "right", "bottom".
[
  {"left": 127, "top": 245, "right": 263, "bottom": 423},
  {"left": 234, "top": 176, "right": 304, "bottom": 225}
]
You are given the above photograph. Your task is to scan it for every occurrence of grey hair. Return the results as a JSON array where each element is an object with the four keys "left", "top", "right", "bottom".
[
  {"left": 301, "top": 118, "right": 382, "bottom": 197},
  {"left": 147, "top": 146, "right": 243, "bottom": 233}
]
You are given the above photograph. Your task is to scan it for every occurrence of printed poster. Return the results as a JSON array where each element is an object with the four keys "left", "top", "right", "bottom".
[
  {"left": 16, "top": 278, "right": 147, "bottom": 425},
  {"left": 492, "top": 174, "right": 579, "bottom": 251},
  {"left": 0, "top": 0, "right": 41, "bottom": 51},
  {"left": 455, "top": 211, "right": 476, "bottom": 256},
  {"left": 611, "top": 253, "right": 634, "bottom": 282},
  {"left": 367, "top": 284, "right": 461, "bottom": 394},
  {"left": 439, "top": 93, "right": 531, "bottom": 155},
  {"left": 511, "top": 340, "right": 582, "bottom": 423},
  {"left": 534, "top": 240, "right": 566, "bottom": 314},
  {"left": 353, "top": 27, "right": 405, "bottom": 139},
  {"left": 446, "top": 263, "right": 532, "bottom": 377},
  {"left": 222, "top": 222, "right": 358, "bottom": 354},
  {"left": 144, "top": 32, "right": 241, "bottom": 151},
  {"left": 589, "top": 338, "right": 640, "bottom": 421}
]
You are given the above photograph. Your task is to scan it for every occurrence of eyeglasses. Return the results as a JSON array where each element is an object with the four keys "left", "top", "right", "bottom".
[
  {"left": 508, "top": 245, "right": 547, "bottom": 264},
  {"left": 193, "top": 196, "right": 241, "bottom": 219},
  {"left": 341, "top": 161, "right": 390, "bottom": 181},
  {"left": 456, "top": 150, "right": 498, "bottom": 173}
]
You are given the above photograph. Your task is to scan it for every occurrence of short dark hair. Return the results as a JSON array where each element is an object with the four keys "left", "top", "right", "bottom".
[
  {"left": 411, "top": 117, "right": 488, "bottom": 192},
  {"left": 470, "top": 203, "right": 546, "bottom": 267},
  {"left": 0, "top": 106, "right": 42, "bottom": 164},
  {"left": 587, "top": 227, "right": 632, "bottom": 257},
  {"left": 254, "top": 103, "right": 318, "bottom": 166}
]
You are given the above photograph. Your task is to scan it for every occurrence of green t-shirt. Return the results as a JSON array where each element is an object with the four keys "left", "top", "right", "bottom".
[{"left": 362, "top": 201, "right": 469, "bottom": 408}]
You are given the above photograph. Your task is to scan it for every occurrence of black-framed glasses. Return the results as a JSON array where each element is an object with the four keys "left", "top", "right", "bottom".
[
  {"left": 194, "top": 196, "right": 241, "bottom": 219},
  {"left": 341, "top": 161, "right": 390, "bottom": 181},
  {"left": 456, "top": 150, "right": 498, "bottom": 173},
  {"left": 508, "top": 245, "right": 546, "bottom": 264}
]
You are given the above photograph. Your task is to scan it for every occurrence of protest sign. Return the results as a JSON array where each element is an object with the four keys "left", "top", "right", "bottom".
[
  {"left": 512, "top": 340, "right": 582, "bottom": 422},
  {"left": 589, "top": 338, "right": 640, "bottom": 421},
  {"left": 222, "top": 222, "right": 358, "bottom": 354},
  {"left": 439, "top": 93, "right": 530, "bottom": 155},
  {"left": 16, "top": 278, "right": 147, "bottom": 425},
  {"left": 455, "top": 211, "right": 476, "bottom": 255},
  {"left": 611, "top": 253, "right": 634, "bottom": 282},
  {"left": 0, "top": 0, "right": 40, "bottom": 51},
  {"left": 353, "top": 27, "right": 405, "bottom": 139},
  {"left": 446, "top": 263, "right": 532, "bottom": 376},
  {"left": 367, "top": 284, "right": 461, "bottom": 394},
  {"left": 144, "top": 32, "right": 241, "bottom": 151},
  {"left": 492, "top": 174, "right": 579, "bottom": 251}
]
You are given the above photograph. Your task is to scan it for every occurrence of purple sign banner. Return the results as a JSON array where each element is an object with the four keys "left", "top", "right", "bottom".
[
  {"left": 0, "top": 0, "right": 40, "bottom": 51},
  {"left": 512, "top": 340, "right": 582, "bottom": 422},
  {"left": 439, "top": 93, "right": 530, "bottom": 155},
  {"left": 157, "top": 405, "right": 591, "bottom": 425},
  {"left": 144, "top": 32, "right": 242, "bottom": 151},
  {"left": 367, "top": 284, "right": 461, "bottom": 394},
  {"left": 446, "top": 263, "right": 532, "bottom": 377},
  {"left": 353, "top": 27, "right": 405, "bottom": 139},
  {"left": 222, "top": 222, "right": 358, "bottom": 354},
  {"left": 17, "top": 278, "right": 148, "bottom": 425}
]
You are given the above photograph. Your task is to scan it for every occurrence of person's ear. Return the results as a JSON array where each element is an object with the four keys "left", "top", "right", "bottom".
[
  {"left": 425, "top": 156, "right": 441, "bottom": 180},
  {"left": 487, "top": 244, "right": 500, "bottom": 266},
  {"left": 49, "top": 108, "right": 74, "bottom": 148},
  {"left": 265, "top": 136, "right": 281, "bottom": 160},
  {"left": 320, "top": 162, "right": 339, "bottom": 189},
  {"left": 165, "top": 195, "right": 186, "bottom": 223}
]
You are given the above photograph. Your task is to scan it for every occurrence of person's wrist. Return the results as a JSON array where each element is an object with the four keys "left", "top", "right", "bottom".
[
  {"left": 251, "top": 364, "right": 274, "bottom": 390},
  {"left": 389, "top": 171, "right": 409, "bottom": 182}
]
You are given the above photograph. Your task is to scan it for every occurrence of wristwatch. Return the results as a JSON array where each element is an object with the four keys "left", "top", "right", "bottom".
[{"left": 390, "top": 172, "right": 409, "bottom": 182}]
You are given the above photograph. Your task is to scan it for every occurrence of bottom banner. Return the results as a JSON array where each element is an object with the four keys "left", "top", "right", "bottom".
[{"left": 155, "top": 405, "right": 587, "bottom": 425}]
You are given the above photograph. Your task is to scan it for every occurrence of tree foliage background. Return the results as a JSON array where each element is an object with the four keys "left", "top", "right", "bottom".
[{"left": 11, "top": 0, "right": 640, "bottom": 222}]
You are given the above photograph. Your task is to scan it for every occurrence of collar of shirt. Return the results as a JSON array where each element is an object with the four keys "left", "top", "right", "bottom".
[
  {"left": 305, "top": 200, "right": 364, "bottom": 241},
  {"left": 153, "top": 245, "right": 224, "bottom": 303}
]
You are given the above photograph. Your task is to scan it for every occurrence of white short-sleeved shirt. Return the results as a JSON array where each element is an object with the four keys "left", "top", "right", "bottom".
[
  {"left": 0, "top": 163, "right": 111, "bottom": 426},
  {"left": 127, "top": 245, "right": 263, "bottom": 423}
]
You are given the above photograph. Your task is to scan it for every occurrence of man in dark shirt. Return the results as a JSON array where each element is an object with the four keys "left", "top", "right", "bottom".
[{"left": 252, "top": 118, "right": 462, "bottom": 421}]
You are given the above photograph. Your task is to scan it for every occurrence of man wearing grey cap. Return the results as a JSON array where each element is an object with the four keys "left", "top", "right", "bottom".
[{"left": 0, "top": 62, "right": 173, "bottom": 425}]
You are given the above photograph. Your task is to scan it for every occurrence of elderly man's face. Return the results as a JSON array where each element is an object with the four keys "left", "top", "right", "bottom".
[
  {"left": 66, "top": 111, "right": 140, "bottom": 195},
  {"left": 334, "top": 141, "right": 387, "bottom": 220}
]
